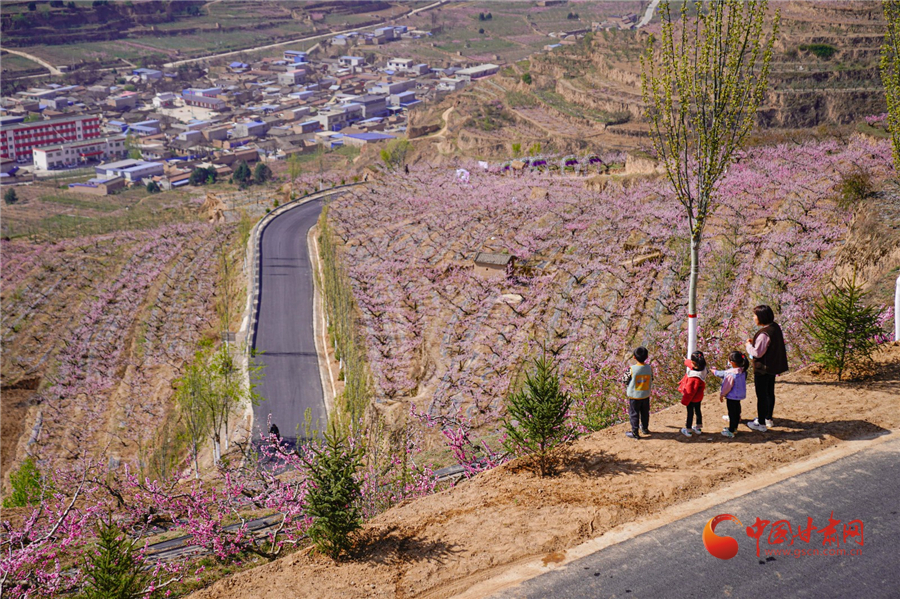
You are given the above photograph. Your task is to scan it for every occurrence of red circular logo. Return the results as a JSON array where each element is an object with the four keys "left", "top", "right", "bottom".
[{"left": 703, "top": 514, "right": 743, "bottom": 560}]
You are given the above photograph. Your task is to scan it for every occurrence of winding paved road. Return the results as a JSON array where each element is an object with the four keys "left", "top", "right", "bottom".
[
  {"left": 636, "top": 0, "right": 661, "bottom": 28},
  {"left": 252, "top": 198, "right": 326, "bottom": 444}
]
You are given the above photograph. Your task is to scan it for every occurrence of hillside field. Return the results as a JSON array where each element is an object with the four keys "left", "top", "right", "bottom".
[{"left": 322, "top": 136, "right": 894, "bottom": 439}]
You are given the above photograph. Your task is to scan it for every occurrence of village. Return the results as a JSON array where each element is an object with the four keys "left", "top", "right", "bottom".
[
  {"left": 0, "top": 25, "right": 512, "bottom": 192},
  {"left": 0, "top": 0, "right": 652, "bottom": 195}
]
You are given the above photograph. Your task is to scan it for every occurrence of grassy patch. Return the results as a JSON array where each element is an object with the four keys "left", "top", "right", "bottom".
[
  {"left": 0, "top": 52, "right": 46, "bottom": 74},
  {"left": 800, "top": 43, "right": 837, "bottom": 60},
  {"left": 857, "top": 122, "right": 891, "bottom": 139},
  {"left": 6, "top": 199, "right": 198, "bottom": 241},
  {"left": 334, "top": 144, "right": 361, "bottom": 162},
  {"left": 534, "top": 90, "right": 630, "bottom": 124},
  {"left": 470, "top": 101, "right": 515, "bottom": 132},
  {"left": 506, "top": 90, "right": 539, "bottom": 108},
  {"left": 39, "top": 195, "right": 122, "bottom": 212}
]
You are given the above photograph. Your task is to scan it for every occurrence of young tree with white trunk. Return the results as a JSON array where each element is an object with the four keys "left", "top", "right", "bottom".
[{"left": 640, "top": 0, "right": 779, "bottom": 357}]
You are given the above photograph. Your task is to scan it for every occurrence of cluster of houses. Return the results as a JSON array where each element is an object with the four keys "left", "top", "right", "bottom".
[{"left": 1, "top": 41, "right": 501, "bottom": 192}]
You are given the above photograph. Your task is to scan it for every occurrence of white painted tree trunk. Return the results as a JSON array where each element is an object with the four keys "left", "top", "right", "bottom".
[
  {"left": 687, "top": 235, "right": 701, "bottom": 358},
  {"left": 895, "top": 274, "right": 900, "bottom": 341},
  {"left": 193, "top": 443, "right": 201, "bottom": 481}
]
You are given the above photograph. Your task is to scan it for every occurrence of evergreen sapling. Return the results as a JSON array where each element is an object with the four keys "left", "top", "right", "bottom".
[
  {"left": 302, "top": 427, "right": 364, "bottom": 559},
  {"left": 807, "top": 273, "right": 886, "bottom": 380},
  {"left": 81, "top": 518, "right": 152, "bottom": 599},
  {"left": 503, "top": 354, "right": 577, "bottom": 477}
]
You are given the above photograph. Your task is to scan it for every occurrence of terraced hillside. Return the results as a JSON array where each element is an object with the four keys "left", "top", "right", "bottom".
[
  {"left": 411, "top": 1, "right": 889, "bottom": 159},
  {"left": 324, "top": 136, "right": 894, "bottom": 431},
  {"left": 0, "top": 179, "right": 274, "bottom": 488},
  {"left": 530, "top": 1, "right": 887, "bottom": 133},
  {"left": 0, "top": 223, "right": 236, "bottom": 480},
  {"left": 0, "top": 0, "right": 396, "bottom": 72}
]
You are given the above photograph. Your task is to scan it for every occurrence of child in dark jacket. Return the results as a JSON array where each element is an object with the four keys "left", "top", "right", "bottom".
[
  {"left": 714, "top": 351, "right": 750, "bottom": 438},
  {"left": 679, "top": 351, "right": 707, "bottom": 437}
]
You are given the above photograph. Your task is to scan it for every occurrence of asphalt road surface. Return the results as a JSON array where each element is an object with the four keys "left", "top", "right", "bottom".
[
  {"left": 492, "top": 435, "right": 900, "bottom": 599},
  {"left": 253, "top": 198, "right": 326, "bottom": 444}
]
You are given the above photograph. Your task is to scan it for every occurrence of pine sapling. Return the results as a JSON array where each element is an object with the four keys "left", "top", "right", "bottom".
[
  {"left": 807, "top": 273, "right": 886, "bottom": 380},
  {"left": 81, "top": 518, "right": 152, "bottom": 599},
  {"left": 503, "top": 354, "right": 577, "bottom": 477},
  {"left": 2, "top": 456, "right": 44, "bottom": 508},
  {"left": 302, "top": 426, "right": 364, "bottom": 560}
]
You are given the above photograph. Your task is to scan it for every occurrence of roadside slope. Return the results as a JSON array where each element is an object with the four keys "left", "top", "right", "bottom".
[{"left": 189, "top": 344, "right": 900, "bottom": 599}]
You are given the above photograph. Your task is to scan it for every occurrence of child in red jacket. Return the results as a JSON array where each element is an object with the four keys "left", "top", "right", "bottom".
[{"left": 679, "top": 351, "right": 708, "bottom": 437}]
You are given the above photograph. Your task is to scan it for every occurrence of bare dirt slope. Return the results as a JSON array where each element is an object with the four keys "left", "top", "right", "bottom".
[{"left": 190, "top": 344, "right": 900, "bottom": 599}]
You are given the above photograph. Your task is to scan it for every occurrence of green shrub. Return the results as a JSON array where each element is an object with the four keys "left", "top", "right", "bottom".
[
  {"left": 3, "top": 457, "right": 43, "bottom": 508},
  {"left": 837, "top": 169, "right": 872, "bottom": 209},
  {"left": 189, "top": 166, "right": 217, "bottom": 186},
  {"left": 233, "top": 161, "right": 251, "bottom": 186},
  {"left": 521, "top": 73, "right": 532, "bottom": 85},
  {"left": 4, "top": 188, "right": 19, "bottom": 205},
  {"left": 81, "top": 518, "right": 151, "bottom": 599},
  {"left": 253, "top": 162, "right": 272, "bottom": 184},
  {"left": 800, "top": 43, "right": 837, "bottom": 60},
  {"left": 379, "top": 138, "right": 410, "bottom": 170},
  {"left": 807, "top": 273, "right": 886, "bottom": 380}
]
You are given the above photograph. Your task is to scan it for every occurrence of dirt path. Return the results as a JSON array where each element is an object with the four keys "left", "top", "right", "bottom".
[
  {"left": 189, "top": 345, "right": 900, "bottom": 599},
  {"left": 421, "top": 106, "right": 456, "bottom": 140},
  {"left": 2, "top": 48, "right": 61, "bottom": 75},
  {"left": 636, "top": 0, "right": 661, "bottom": 28}
]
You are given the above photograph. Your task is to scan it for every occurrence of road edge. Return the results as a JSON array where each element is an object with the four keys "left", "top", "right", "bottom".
[
  {"left": 308, "top": 223, "right": 337, "bottom": 420},
  {"left": 451, "top": 429, "right": 898, "bottom": 599}
]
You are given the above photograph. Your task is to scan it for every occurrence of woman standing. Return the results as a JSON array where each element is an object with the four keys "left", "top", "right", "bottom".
[{"left": 745, "top": 305, "right": 788, "bottom": 432}]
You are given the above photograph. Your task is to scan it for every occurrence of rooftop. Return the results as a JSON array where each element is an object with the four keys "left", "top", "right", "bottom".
[
  {"left": 343, "top": 132, "right": 395, "bottom": 141},
  {"left": 474, "top": 252, "right": 515, "bottom": 266},
  {"left": 33, "top": 135, "right": 126, "bottom": 153}
]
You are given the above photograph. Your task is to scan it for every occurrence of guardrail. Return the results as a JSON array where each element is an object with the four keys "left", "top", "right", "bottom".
[{"left": 144, "top": 461, "right": 468, "bottom": 562}]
